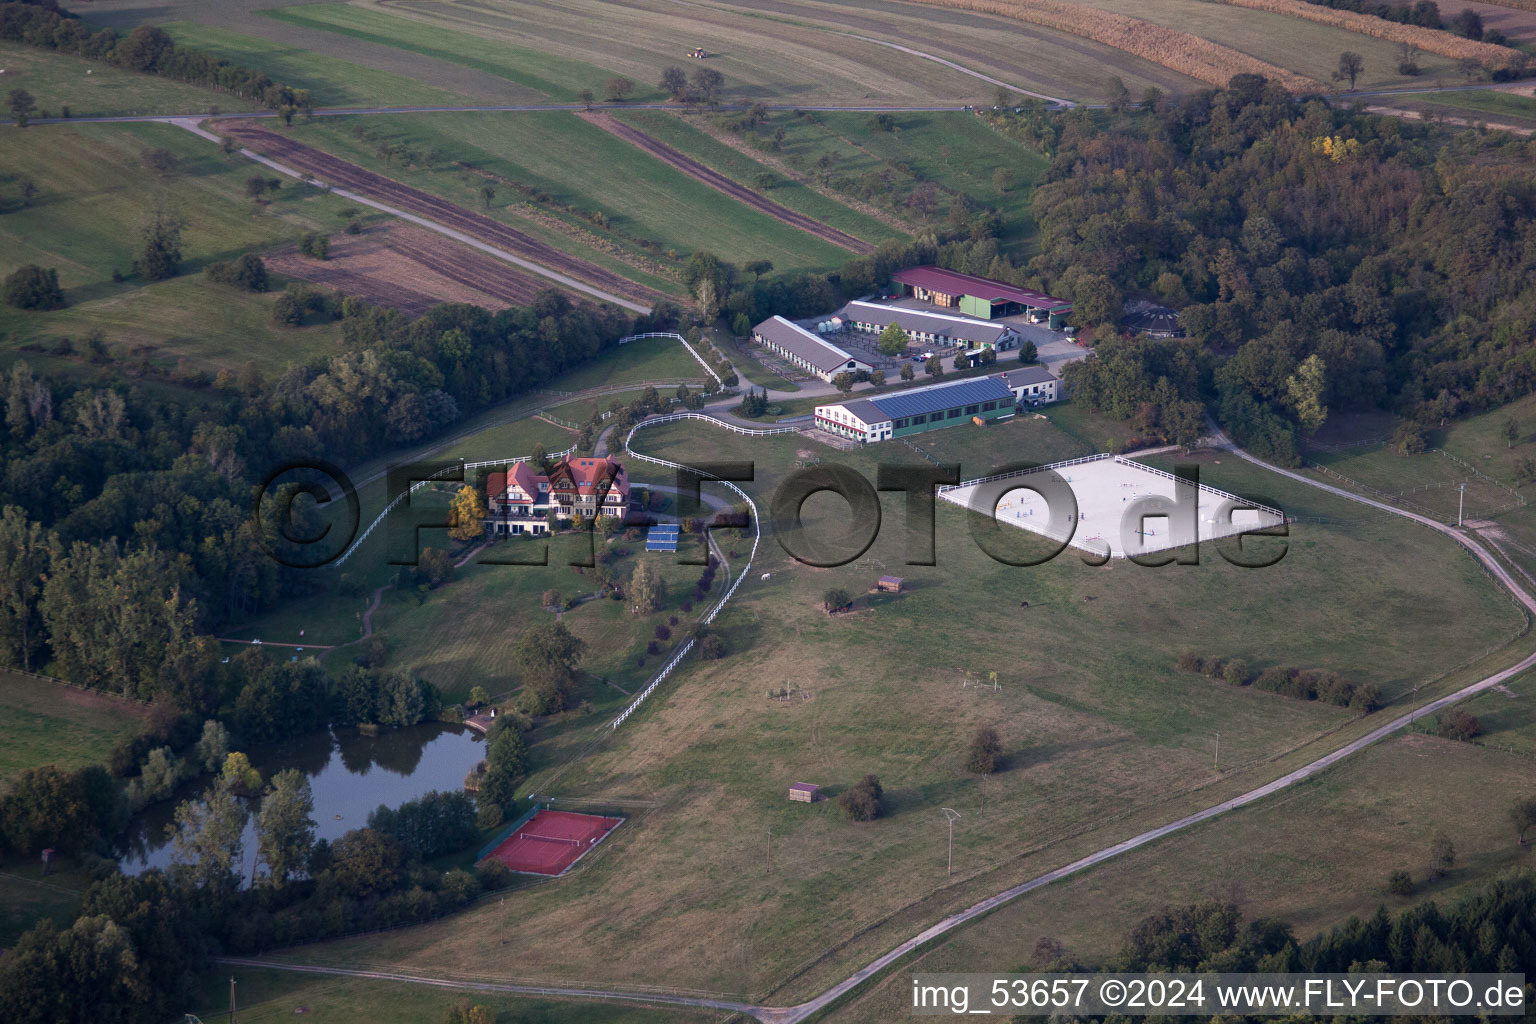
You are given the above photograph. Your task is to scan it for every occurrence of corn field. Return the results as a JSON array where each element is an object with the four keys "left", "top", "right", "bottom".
[
  {"left": 906, "top": 0, "right": 1321, "bottom": 91},
  {"left": 1218, "top": 0, "right": 1527, "bottom": 69}
]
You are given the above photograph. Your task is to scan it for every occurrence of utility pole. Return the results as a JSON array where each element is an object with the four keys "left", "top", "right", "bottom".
[
  {"left": 228, "top": 976, "right": 237, "bottom": 1024},
  {"left": 1214, "top": 730, "right": 1220, "bottom": 770},
  {"left": 942, "top": 808, "right": 961, "bottom": 876},
  {"left": 766, "top": 827, "right": 771, "bottom": 873},
  {"left": 1459, "top": 481, "right": 1466, "bottom": 527}
]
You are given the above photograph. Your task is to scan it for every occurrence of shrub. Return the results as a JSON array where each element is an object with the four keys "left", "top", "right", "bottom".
[
  {"left": 1387, "top": 869, "right": 1414, "bottom": 896},
  {"left": 206, "top": 253, "right": 269, "bottom": 292},
  {"left": 1202, "top": 656, "right": 1225, "bottom": 680},
  {"left": 1254, "top": 666, "right": 1294, "bottom": 692},
  {"left": 3, "top": 265, "right": 64, "bottom": 310},
  {"left": 298, "top": 232, "right": 330, "bottom": 260},
  {"left": 1315, "top": 671, "right": 1357, "bottom": 707},
  {"left": 1177, "top": 651, "right": 1204, "bottom": 673},
  {"left": 838, "top": 774, "right": 884, "bottom": 821},
  {"left": 1222, "top": 658, "right": 1250, "bottom": 686},
  {"left": 966, "top": 726, "right": 1003, "bottom": 774},
  {"left": 1349, "top": 682, "right": 1383, "bottom": 713},
  {"left": 1438, "top": 708, "right": 1482, "bottom": 741}
]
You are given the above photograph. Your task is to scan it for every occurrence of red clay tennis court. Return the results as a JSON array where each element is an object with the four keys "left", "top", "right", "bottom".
[{"left": 480, "top": 810, "right": 623, "bottom": 876}]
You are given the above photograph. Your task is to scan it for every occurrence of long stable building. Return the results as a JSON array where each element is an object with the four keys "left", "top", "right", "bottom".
[
  {"left": 751, "top": 315, "right": 873, "bottom": 382},
  {"left": 892, "top": 266, "right": 1073, "bottom": 328},
  {"left": 814, "top": 375, "right": 1017, "bottom": 444},
  {"left": 832, "top": 301, "right": 1018, "bottom": 352}
]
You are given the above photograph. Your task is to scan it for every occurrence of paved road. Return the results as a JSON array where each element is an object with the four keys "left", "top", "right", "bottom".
[{"left": 227, "top": 427, "right": 1536, "bottom": 1022}]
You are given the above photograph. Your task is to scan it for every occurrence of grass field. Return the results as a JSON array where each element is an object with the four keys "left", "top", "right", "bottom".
[
  {"left": 279, "top": 112, "right": 858, "bottom": 278},
  {"left": 1040, "top": 0, "right": 1465, "bottom": 89},
  {"left": 249, "top": 420, "right": 1526, "bottom": 1000},
  {"left": 0, "top": 858, "right": 96, "bottom": 948},
  {"left": 369, "top": 0, "right": 1203, "bottom": 103},
  {"left": 832, "top": 731, "right": 1536, "bottom": 1021},
  {"left": 188, "top": 967, "right": 704, "bottom": 1023},
  {"left": 742, "top": 109, "right": 1051, "bottom": 258},
  {"left": 1306, "top": 444, "right": 1526, "bottom": 523},
  {"left": 611, "top": 110, "right": 902, "bottom": 246},
  {"left": 260, "top": 3, "right": 648, "bottom": 103},
  {"left": 0, "top": 41, "right": 258, "bottom": 118},
  {"left": 0, "top": 671, "right": 148, "bottom": 786},
  {"left": 161, "top": 21, "right": 474, "bottom": 108},
  {"left": 0, "top": 121, "right": 356, "bottom": 376},
  {"left": 1380, "top": 88, "right": 1536, "bottom": 129}
]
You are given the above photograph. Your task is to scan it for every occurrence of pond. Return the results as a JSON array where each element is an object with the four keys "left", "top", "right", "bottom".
[{"left": 115, "top": 722, "right": 485, "bottom": 879}]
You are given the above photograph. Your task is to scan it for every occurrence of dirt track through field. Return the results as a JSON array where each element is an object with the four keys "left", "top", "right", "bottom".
[
  {"left": 222, "top": 123, "right": 669, "bottom": 308},
  {"left": 578, "top": 111, "right": 876, "bottom": 254}
]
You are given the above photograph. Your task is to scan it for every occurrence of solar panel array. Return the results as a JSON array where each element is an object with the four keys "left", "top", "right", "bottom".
[
  {"left": 867, "top": 376, "right": 1015, "bottom": 421},
  {"left": 646, "top": 524, "right": 680, "bottom": 552}
]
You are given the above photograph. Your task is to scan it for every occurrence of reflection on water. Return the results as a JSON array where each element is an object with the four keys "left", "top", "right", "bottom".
[{"left": 116, "top": 722, "right": 484, "bottom": 878}]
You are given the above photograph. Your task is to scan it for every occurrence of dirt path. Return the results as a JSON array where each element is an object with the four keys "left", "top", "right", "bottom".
[
  {"left": 217, "top": 122, "right": 670, "bottom": 308},
  {"left": 1363, "top": 103, "right": 1534, "bottom": 135},
  {"left": 578, "top": 111, "right": 876, "bottom": 254}
]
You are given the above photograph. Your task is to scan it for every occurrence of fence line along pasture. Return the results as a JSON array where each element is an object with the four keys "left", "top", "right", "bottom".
[
  {"left": 607, "top": 413, "right": 767, "bottom": 730},
  {"left": 619, "top": 331, "right": 724, "bottom": 388}
]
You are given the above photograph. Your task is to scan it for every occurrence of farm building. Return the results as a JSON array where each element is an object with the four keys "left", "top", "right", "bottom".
[
  {"left": 484, "top": 456, "right": 628, "bottom": 536},
  {"left": 892, "top": 266, "right": 1073, "bottom": 328},
  {"left": 877, "top": 576, "right": 904, "bottom": 593},
  {"left": 1123, "top": 300, "right": 1185, "bottom": 338},
  {"left": 996, "top": 365, "right": 1061, "bottom": 406},
  {"left": 813, "top": 375, "right": 1016, "bottom": 444},
  {"left": 752, "top": 316, "right": 873, "bottom": 382},
  {"left": 833, "top": 301, "right": 1017, "bottom": 352},
  {"left": 788, "top": 783, "right": 821, "bottom": 803}
]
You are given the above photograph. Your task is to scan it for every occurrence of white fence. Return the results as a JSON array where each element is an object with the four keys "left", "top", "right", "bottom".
[
  {"left": 619, "top": 331, "right": 723, "bottom": 388},
  {"left": 629, "top": 410, "right": 799, "bottom": 438},
  {"left": 607, "top": 414, "right": 765, "bottom": 730},
  {"left": 332, "top": 445, "right": 577, "bottom": 568}
]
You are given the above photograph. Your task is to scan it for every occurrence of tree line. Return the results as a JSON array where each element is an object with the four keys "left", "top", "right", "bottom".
[{"left": 1, "top": 0, "right": 313, "bottom": 113}]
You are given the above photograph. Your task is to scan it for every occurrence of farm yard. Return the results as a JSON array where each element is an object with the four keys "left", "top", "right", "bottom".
[{"left": 236, "top": 418, "right": 1529, "bottom": 1001}]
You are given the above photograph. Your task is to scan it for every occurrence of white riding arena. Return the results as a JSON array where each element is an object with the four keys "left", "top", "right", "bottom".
[{"left": 938, "top": 454, "right": 1286, "bottom": 560}]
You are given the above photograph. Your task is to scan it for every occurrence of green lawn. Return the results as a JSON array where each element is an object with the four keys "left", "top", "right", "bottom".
[
  {"left": 0, "top": 857, "right": 97, "bottom": 948},
  {"left": 0, "top": 121, "right": 355, "bottom": 376},
  {"left": 1382, "top": 89, "right": 1536, "bottom": 129},
  {"left": 281, "top": 113, "right": 857, "bottom": 276},
  {"left": 0, "top": 671, "right": 148, "bottom": 786},
  {"left": 832, "top": 733, "right": 1536, "bottom": 1022},
  {"left": 757, "top": 109, "right": 1051, "bottom": 258},
  {"left": 612, "top": 109, "right": 903, "bottom": 246},
  {"left": 0, "top": 40, "right": 258, "bottom": 118},
  {"left": 252, "top": 420, "right": 1525, "bottom": 1001},
  {"left": 188, "top": 967, "right": 705, "bottom": 1023},
  {"left": 259, "top": 3, "right": 643, "bottom": 103},
  {"left": 161, "top": 21, "right": 473, "bottom": 109}
]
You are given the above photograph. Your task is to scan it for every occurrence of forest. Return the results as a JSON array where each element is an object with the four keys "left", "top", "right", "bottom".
[{"left": 1021, "top": 78, "right": 1536, "bottom": 460}]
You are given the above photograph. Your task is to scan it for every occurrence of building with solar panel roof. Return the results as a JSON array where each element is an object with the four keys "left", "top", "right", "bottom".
[{"left": 813, "top": 375, "right": 1017, "bottom": 444}]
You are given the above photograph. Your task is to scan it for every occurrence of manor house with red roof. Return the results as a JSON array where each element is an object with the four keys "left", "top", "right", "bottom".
[{"left": 484, "top": 456, "right": 629, "bottom": 536}]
